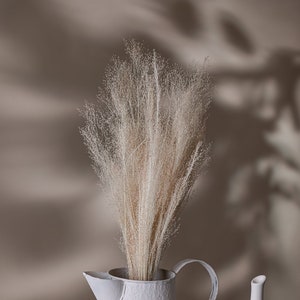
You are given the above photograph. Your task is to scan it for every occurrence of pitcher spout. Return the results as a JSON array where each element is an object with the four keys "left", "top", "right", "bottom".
[
  {"left": 250, "top": 275, "right": 266, "bottom": 300},
  {"left": 83, "top": 271, "right": 124, "bottom": 300}
]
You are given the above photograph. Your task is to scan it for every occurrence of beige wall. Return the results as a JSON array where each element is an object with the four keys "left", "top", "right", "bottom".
[{"left": 0, "top": 1, "right": 300, "bottom": 299}]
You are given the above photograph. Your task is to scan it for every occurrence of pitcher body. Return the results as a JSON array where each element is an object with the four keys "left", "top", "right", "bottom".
[{"left": 84, "top": 258, "right": 218, "bottom": 300}]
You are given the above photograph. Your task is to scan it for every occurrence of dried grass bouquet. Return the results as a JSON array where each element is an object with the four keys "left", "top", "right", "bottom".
[{"left": 80, "top": 41, "right": 212, "bottom": 281}]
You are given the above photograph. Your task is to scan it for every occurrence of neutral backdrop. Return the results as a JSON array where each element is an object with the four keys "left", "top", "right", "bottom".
[{"left": 1, "top": 0, "right": 300, "bottom": 299}]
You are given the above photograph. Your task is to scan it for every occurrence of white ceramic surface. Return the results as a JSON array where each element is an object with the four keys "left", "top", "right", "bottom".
[
  {"left": 84, "top": 258, "right": 266, "bottom": 300},
  {"left": 250, "top": 275, "right": 266, "bottom": 300},
  {"left": 84, "top": 258, "right": 218, "bottom": 300}
]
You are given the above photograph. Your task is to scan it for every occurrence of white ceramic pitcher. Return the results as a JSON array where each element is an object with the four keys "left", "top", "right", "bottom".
[
  {"left": 83, "top": 258, "right": 266, "bottom": 300},
  {"left": 83, "top": 258, "right": 217, "bottom": 300}
]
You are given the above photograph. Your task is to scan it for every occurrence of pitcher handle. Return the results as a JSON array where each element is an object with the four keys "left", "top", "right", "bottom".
[{"left": 172, "top": 259, "right": 218, "bottom": 300}]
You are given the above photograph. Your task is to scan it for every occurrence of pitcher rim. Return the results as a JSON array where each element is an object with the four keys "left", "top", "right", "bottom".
[{"left": 108, "top": 267, "right": 176, "bottom": 283}]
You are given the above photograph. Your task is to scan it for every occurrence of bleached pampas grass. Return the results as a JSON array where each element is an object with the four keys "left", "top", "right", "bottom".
[{"left": 80, "top": 41, "right": 211, "bottom": 281}]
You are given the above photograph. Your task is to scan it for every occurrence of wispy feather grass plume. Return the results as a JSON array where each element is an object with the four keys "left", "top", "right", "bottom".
[{"left": 80, "top": 41, "right": 212, "bottom": 281}]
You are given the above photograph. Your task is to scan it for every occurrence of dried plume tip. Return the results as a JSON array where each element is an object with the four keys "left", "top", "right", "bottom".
[{"left": 80, "top": 40, "right": 212, "bottom": 281}]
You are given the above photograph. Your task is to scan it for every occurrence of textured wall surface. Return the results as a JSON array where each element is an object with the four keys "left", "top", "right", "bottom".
[{"left": 0, "top": 1, "right": 300, "bottom": 299}]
